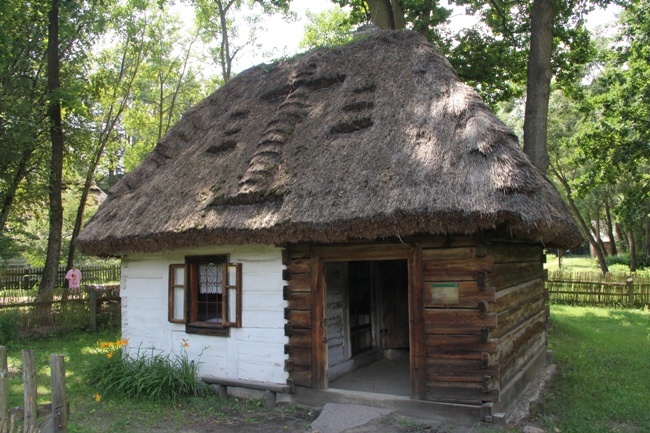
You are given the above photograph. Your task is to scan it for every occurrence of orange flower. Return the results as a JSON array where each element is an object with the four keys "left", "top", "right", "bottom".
[
  {"left": 94, "top": 393, "right": 101, "bottom": 402},
  {"left": 107, "top": 352, "right": 113, "bottom": 359},
  {"left": 182, "top": 338, "right": 190, "bottom": 348},
  {"left": 120, "top": 339, "right": 129, "bottom": 346}
]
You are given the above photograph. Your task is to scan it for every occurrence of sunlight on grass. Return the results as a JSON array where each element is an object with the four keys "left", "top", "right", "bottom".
[{"left": 541, "top": 305, "right": 650, "bottom": 433}]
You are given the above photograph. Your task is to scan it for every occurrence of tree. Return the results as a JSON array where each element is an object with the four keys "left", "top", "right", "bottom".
[
  {"left": 39, "top": 0, "right": 65, "bottom": 298},
  {"left": 299, "top": 9, "right": 354, "bottom": 50}
]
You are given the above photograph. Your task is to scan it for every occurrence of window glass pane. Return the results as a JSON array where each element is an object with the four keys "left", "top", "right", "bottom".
[
  {"left": 174, "top": 266, "right": 184, "bottom": 285},
  {"left": 228, "top": 287, "right": 237, "bottom": 324},
  {"left": 173, "top": 287, "right": 184, "bottom": 320},
  {"left": 199, "top": 263, "right": 222, "bottom": 294}
]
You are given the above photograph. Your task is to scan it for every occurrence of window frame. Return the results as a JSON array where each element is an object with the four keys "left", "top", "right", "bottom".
[{"left": 168, "top": 255, "right": 242, "bottom": 336}]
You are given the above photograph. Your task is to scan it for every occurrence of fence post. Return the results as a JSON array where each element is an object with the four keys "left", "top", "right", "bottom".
[
  {"left": 89, "top": 287, "right": 97, "bottom": 332},
  {"left": 0, "top": 346, "right": 8, "bottom": 423},
  {"left": 23, "top": 350, "right": 37, "bottom": 429},
  {"left": 51, "top": 354, "right": 67, "bottom": 432},
  {"left": 627, "top": 278, "right": 635, "bottom": 306}
]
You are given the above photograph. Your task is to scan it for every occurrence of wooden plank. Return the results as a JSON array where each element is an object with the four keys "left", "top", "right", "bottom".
[
  {"left": 311, "top": 255, "right": 326, "bottom": 389},
  {"left": 500, "top": 334, "right": 546, "bottom": 387},
  {"left": 424, "top": 309, "right": 497, "bottom": 335},
  {"left": 426, "top": 382, "right": 499, "bottom": 404},
  {"left": 288, "top": 329, "right": 312, "bottom": 348},
  {"left": 409, "top": 246, "right": 426, "bottom": 400},
  {"left": 50, "top": 354, "right": 67, "bottom": 433},
  {"left": 287, "top": 309, "right": 311, "bottom": 329},
  {"left": 422, "top": 256, "right": 494, "bottom": 279},
  {"left": 425, "top": 335, "right": 497, "bottom": 360},
  {"left": 497, "top": 310, "right": 547, "bottom": 365},
  {"left": 423, "top": 281, "right": 496, "bottom": 307},
  {"left": 421, "top": 247, "right": 484, "bottom": 261},
  {"left": 485, "top": 243, "right": 543, "bottom": 263},
  {"left": 202, "top": 375, "right": 290, "bottom": 393},
  {"left": 286, "top": 244, "right": 311, "bottom": 260},
  {"left": 287, "top": 291, "right": 312, "bottom": 310},
  {"left": 426, "top": 358, "right": 498, "bottom": 383},
  {"left": 494, "top": 297, "right": 545, "bottom": 338},
  {"left": 312, "top": 243, "right": 410, "bottom": 261},
  {"left": 22, "top": 350, "right": 37, "bottom": 429},
  {"left": 291, "top": 366, "right": 312, "bottom": 387},
  {"left": 286, "top": 273, "right": 311, "bottom": 292},
  {"left": 494, "top": 279, "right": 544, "bottom": 313},
  {"left": 286, "top": 259, "right": 310, "bottom": 275},
  {"left": 487, "top": 262, "right": 544, "bottom": 292},
  {"left": 288, "top": 346, "right": 312, "bottom": 367}
]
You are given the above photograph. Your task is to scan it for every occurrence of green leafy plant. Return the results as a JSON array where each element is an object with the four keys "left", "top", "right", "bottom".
[
  {"left": 0, "top": 310, "right": 21, "bottom": 344},
  {"left": 88, "top": 338, "right": 208, "bottom": 403}
]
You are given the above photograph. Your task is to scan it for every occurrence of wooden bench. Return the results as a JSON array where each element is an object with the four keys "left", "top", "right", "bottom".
[{"left": 201, "top": 375, "right": 291, "bottom": 409}]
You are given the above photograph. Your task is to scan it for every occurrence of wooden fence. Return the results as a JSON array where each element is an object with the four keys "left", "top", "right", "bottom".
[
  {"left": 0, "top": 286, "right": 120, "bottom": 339},
  {"left": 546, "top": 271, "right": 650, "bottom": 307},
  {"left": 0, "top": 347, "right": 67, "bottom": 432},
  {"left": 0, "top": 265, "right": 120, "bottom": 291}
]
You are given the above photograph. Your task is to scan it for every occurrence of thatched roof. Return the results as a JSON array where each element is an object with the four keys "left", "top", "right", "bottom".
[{"left": 78, "top": 31, "right": 582, "bottom": 256}]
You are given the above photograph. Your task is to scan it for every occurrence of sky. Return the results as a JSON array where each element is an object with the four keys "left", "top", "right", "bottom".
[{"left": 182, "top": 0, "right": 622, "bottom": 76}]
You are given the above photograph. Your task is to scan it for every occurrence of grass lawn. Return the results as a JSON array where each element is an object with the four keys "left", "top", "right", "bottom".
[
  {"left": 2, "top": 329, "right": 316, "bottom": 432},
  {"left": 2, "top": 305, "right": 649, "bottom": 432},
  {"left": 535, "top": 305, "right": 650, "bottom": 433}
]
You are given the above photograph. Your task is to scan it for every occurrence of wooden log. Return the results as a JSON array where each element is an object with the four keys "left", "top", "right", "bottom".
[
  {"left": 485, "top": 243, "right": 543, "bottom": 264},
  {"left": 423, "top": 281, "right": 496, "bottom": 307},
  {"left": 425, "top": 335, "right": 497, "bottom": 360},
  {"left": 50, "top": 354, "right": 66, "bottom": 433},
  {"left": 494, "top": 279, "right": 544, "bottom": 313},
  {"left": 419, "top": 237, "right": 476, "bottom": 249},
  {"left": 426, "top": 382, "right": 499, "bottom": 404},
  {"left": 201, "top": 376, "right": 290, "bottom": 394},
  {"left": 494, "top": 297, "right": 545, "bottom": 338},
  {"left": 426, "top": 358, "right": 498, "bottom": 383},
  {"left": 287, "top": 291, "right": 311, "bottom": 310},
  {"left": 312, "top": 243, "right": 410, "bottom": 261},
  {"left": 422, "top": 257, "right": 494, "bottom": 281},
  {"left": 421, "top": 247, "right": 484, "bottom": 262},
  {"left": 424, "top": 309, "right": 497, "bottom": 335},
  {"left": 500, "top": 334, "right": 547, "bottom": 387},
  {"left": 487, "top": 262, "right": 544, "bottom": 292},
  {"left": 22, "top": 350, "right": 37, "bottom": 429},
  {"left": 286, "top": 309, "right": 311, "bottom": 329},
  {"left": 288, "top": 329, "right": 312, "bottom": 348},
  {"left": 286, "top": 259, "right": 311, "bottom": 275},
  {"left": 290, "top": 366, "right": 312, "bottom": 387},
  {"left": 288, "top": 346, "right": 312, "bottom": 367},
  {"left": 286, "top": 273, "right": 311, "bottom": 292},
  {"left": 497, "top": 310, "right": 547, "bottom": 366}
]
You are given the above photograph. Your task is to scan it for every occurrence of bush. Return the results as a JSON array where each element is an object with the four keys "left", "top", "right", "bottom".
[
  {"left": 88, "top": 338, "right": 208, "bottom": 403},
  {"left": 0, "top": 310, "right": 21, "bottom": 344}
]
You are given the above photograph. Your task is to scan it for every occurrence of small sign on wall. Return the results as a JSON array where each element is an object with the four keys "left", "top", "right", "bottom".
[{"left": 428, "top": 282, "right": 459, "bottom": 305}]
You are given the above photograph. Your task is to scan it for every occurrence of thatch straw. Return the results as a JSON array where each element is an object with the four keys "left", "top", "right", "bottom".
[{"left": 77, "top": 31, "right": 582, "bottom": 256}]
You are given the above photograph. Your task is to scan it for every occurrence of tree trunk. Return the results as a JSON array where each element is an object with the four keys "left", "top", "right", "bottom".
[
  {"left": 366, "top": 0, "right": 406, "bottom": 29},
  {"left": 523, "top": 0, "right": 553, "bottom": 173},
  {"left": 0, "top": 148, "right": 35, "bottom": 231},
  {"left": 627, "top": 231, "right": 637, "bottom": 273},
  {"left": 604, "top": 199, "right": 617, "bottom": 255},
  {"left": 615, "top": 222, "right": 626, "bottom": 253},
  {"left": 594, "top": 215, "right": 608, "bottom": 257},
  {"left": 39, "top": 0, "right": 64, "bottom": 302}
]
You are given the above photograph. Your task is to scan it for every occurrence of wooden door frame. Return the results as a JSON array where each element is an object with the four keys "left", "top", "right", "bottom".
[{"left": 310, "top": 243, "right": 425, "bottom": 399}]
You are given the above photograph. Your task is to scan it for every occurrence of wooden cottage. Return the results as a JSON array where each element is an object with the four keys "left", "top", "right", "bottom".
[{"left": 77, "top": 31, "right": 582, "bottom": 424}]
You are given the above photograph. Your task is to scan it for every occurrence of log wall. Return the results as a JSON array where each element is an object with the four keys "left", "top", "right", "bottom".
[{"left": 284, "top": 237, "right": 547, "bottom": 415}]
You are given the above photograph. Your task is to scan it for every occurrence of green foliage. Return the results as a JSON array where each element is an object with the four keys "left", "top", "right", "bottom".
[
  {"left": 0, "top": 310, "right": 21, "bottom": 344},
  {"left": 299, "top": 9, "right": 354, "bottom": 50},
  {"left": 88, "top": 339, "right": 208, "bottom": 403}
]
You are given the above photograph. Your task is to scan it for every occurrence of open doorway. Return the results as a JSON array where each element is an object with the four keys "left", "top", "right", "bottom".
[{"left": 325, "top": 259, "right": 410, "bottom": 396}]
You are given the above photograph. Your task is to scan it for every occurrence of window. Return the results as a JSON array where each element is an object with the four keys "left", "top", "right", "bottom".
[{"left": 168, "top": 255, "right": 242, "bottom": 335}]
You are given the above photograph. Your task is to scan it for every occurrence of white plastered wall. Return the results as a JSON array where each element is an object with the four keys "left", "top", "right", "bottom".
[{"left": 119, "top": 244, "right": 288, "bottom": 385}]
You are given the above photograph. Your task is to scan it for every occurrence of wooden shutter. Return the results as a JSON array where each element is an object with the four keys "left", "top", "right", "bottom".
[
  {"left": 168, "top": 264, "right": 187, "bottom": 323},
  {"left": 222, "top": 263, "right": 242, "bottom": 327}
]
